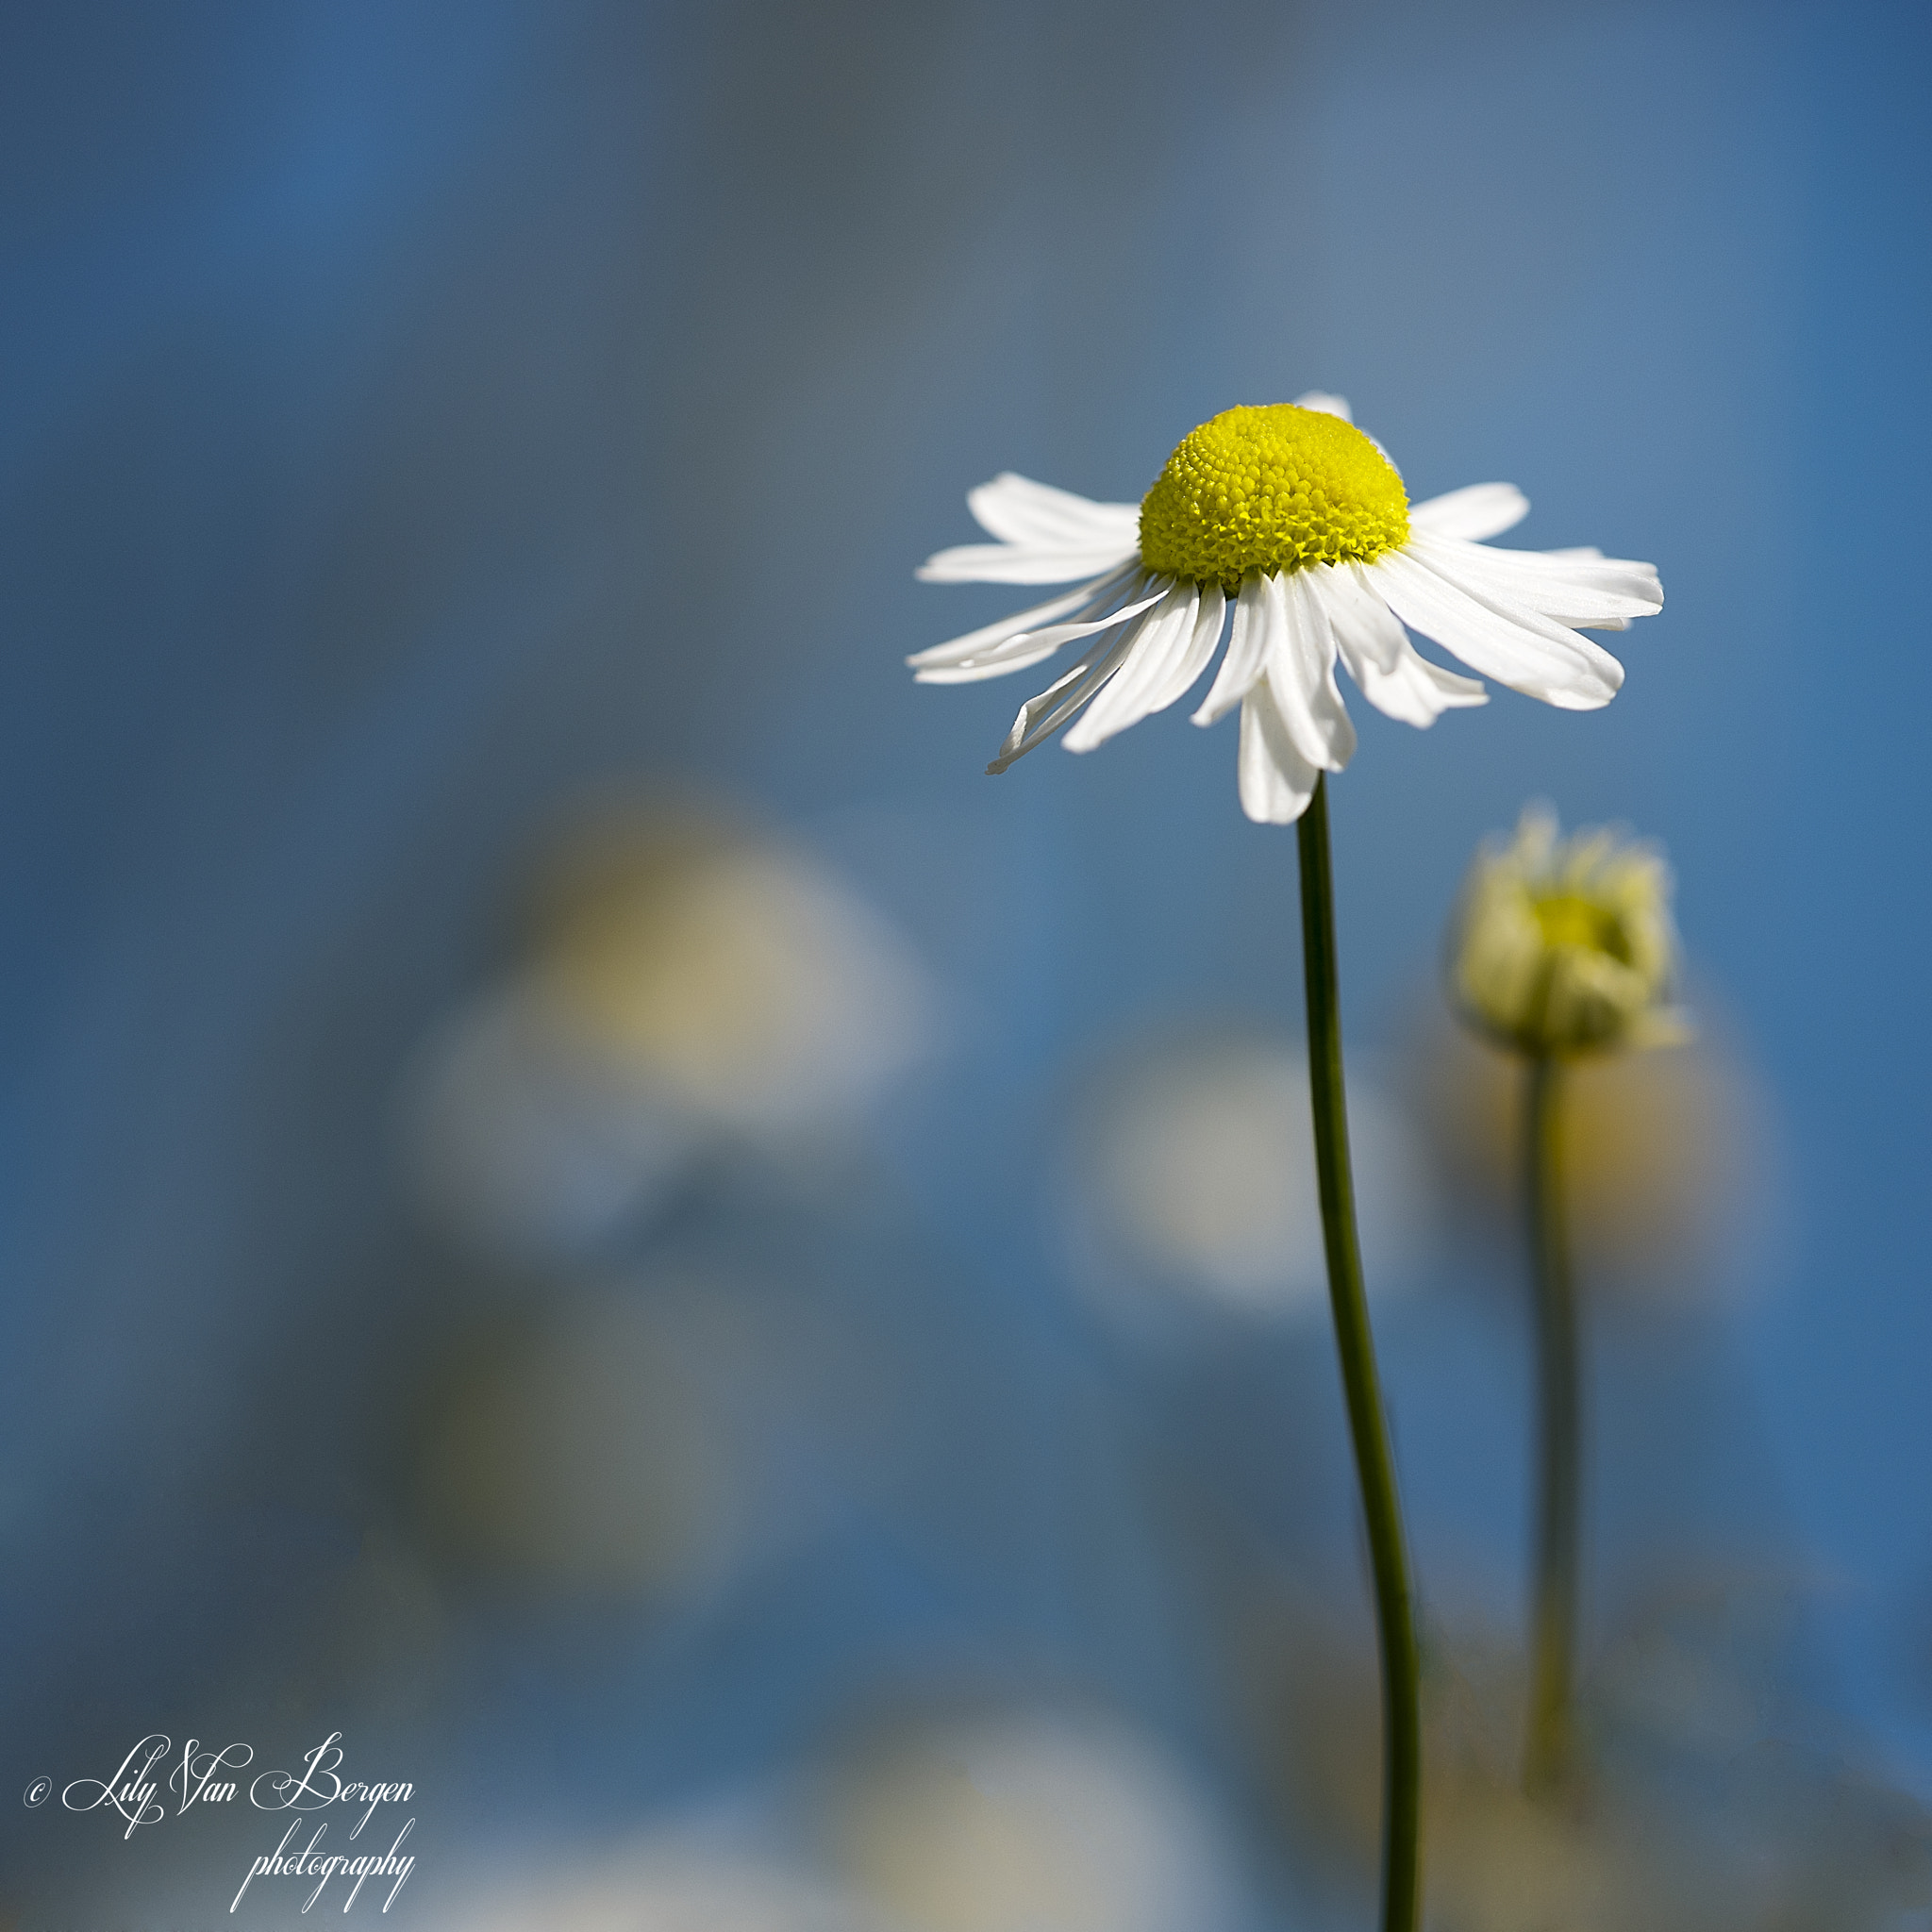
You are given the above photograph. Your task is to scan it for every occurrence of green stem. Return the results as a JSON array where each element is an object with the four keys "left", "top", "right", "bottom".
[
  {"left": 1523, "top": 1052, "right": 1581, "bottom": 1796},
  {"left": 1296, "top": 774, "right": 1422, "bottom": 1932}
]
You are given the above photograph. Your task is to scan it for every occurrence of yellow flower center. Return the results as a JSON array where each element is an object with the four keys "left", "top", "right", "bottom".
[
  {"left": 1532, "top": 892, "right": 1631, "bottom": 962},
  {"left": 1138, "top": 403, "right": 1410, "bottom": 588}
]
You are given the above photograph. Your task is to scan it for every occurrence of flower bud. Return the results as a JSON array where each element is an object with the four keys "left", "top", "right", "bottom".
[{"left": 1448, "top": 806, "right": 1688, "bottom": 1058}]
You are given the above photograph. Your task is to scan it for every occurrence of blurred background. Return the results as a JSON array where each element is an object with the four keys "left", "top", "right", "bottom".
[{"left": 4, "top": 0, "right": 1930, "bottom": 1924}]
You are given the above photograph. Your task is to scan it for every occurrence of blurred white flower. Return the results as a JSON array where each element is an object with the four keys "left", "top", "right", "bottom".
[
  {"left": 528, "top": 818, "right": 931, "bottom": 1136},
  {"left": 827, "top": 1708, "right": 1240, "bottom": 1932},
  {"left": 403, "top": 809, "right": 934, "bottom": 1259},
  {"left": 1069, "top": 1030, "right": 1439, "bottom": 1326},
  {"left": 420, "top": 1843, "right": 880, "bottom": 1932},
  {"left": 910, "top": 396, "right": 1660, "bottom": 824}
]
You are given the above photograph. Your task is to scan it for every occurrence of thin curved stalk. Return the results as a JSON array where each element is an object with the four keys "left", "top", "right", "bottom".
[
  {"left": 1296, "top": 774, "right": 1422, "bottom": 1932},
  {"left": 1523, "top": 1052, "right": 1581, "bottom": 1795}
]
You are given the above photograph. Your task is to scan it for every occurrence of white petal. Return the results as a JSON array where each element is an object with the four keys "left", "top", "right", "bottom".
[
  {"left": 1191, "top": 574, "right": 1274, "bottom": 725},
  {"left": 1271, "top": 571, "right": 1356, "bottom": 771},
  {"left": 1364, "top": 550, "right": 1624, "bottom": 711},
  {"left": 1063, "top": 582, "right": 1201, "bottom": 753},
  {"left": 986, "top": 623, "right": 1145, "bottom": 774},
  {"left": 1291, "top": 391, "right": 1353, "bottom": 422},
  {"left": 1143, "top": 579, "right": 1225, "bottom": 712},
  {"left": 1238, "top": 683, "right": 1320, "bottom": 824},
  {"left": 1409, "top": 529, "right": 1661, "bottom": 625},
  {"left": 907, "top": 568, "right": 1130, "bottom": 672},
  {"left": 916, "top": 541, "right": 1142, "bottom": 585},
  {"left": 1310, "top": 560, "right": 1406, "bottom": 675},
  {"left": 1346, "top": 637, "right": 1488, "bottom": 728},
  {"left": 1317, "top": 558, "right": 1486, "bottom": 726},
  {"left": 917, "top": 474, "right": 1141, "bottom": 584},
  {"left": 911, "top": 633, "right": 1090, "bottom": 684},
  {"left": 965, "top": 472, "right": 1141, "bottom": 550},
  {"left": 1398, "top": 652, "right": 1488, "bottom": 723},
  {"left": 1407, "top": 483, "right": 1529, "bottom": 541},
  {"left": 913, "top": 575, "right": 1161, "bottom": 685},
  {"left": 1525, "top": 545, "right": 1632, "bottom": 626}
]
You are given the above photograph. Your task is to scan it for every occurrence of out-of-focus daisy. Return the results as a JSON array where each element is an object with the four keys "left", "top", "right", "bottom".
[
  {"left": 910, "top": 396, "right": 1661, "bottom": 823},
  {"left": 1448, "top": 805, "right": 1688, "bottom": 1059},
  {"left": 526, "top": 811, "right": 931, "bottom": 1136},
  {"left": 402, "top": 807, "right": 933, "bottom": 1260},
  {"left": 826, "top": 1707, "right": 1239, "bottom": 1932},
  {"left": 415, "top": 1841, "right": 880, "bottom": 1932},
  {"left": 1065, "top": 1028, "right": 1437, "bottom": 1328}
]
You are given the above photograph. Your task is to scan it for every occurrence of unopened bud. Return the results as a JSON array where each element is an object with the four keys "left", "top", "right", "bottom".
[{"left": 1448, "top": 805, "right": 1688, "bottom": 1058}]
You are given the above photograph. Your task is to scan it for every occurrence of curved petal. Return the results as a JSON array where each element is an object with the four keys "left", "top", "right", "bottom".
[
  {"left": 1302, "top": 561, "right": 1485, "bottom": 727},
  {"left": 1144, "top": 579, "right": 1225, "bottom": 712},
  {"left": 1309, "top": 559, "right": 1405, "bottom": 675},
  {"left": 1407, "top": 483, "right": 1529, "bottom": 542},
  {"left": 911, "top": 630, "right": 1093, "bottom": 685},
  {"left": 1272, "top": 570, "right": 1356, "bottom": 771},
  {"left": 1363, "top": 550, "right": 1624, "bottom": 711},
  {"left": 985, "top": 614, "right": 1150, "bottom": 774},
  {"left": 1238, "top": 681, "right": 1320, "bottom": 824},
  {"left": 917, "top": 474, "right": 1141, "bottom": 584},
  {"left": 911, "top": 572, "right": 1158, "bottom": 685},
  {"left": 907, "top": 566, "right": 1134, "bottom": 672},
  {"left": 1409, "top": 529, "right": 1661, "bottom": 625},
  {"left": 1291, "top": 391, "right": 1353, "bottom": 422},
  {"left": 1063, "top": 582, "right": 1202, "bottom": 753},
  {"left": 1191, "top": 574, "right": 1274, "bottom": 726},
  {"left": 916, "top": 541, "right": 1142, "bottom": 585},
  {"left": 1517, "top": 545, "right": 1635, "bottom": 628},
  {"left": 1339, "top": 629, "right": 1488, "bottom": 727},
  {"left": 965, "top": 472, "right": 1141, "bottom": 549}
]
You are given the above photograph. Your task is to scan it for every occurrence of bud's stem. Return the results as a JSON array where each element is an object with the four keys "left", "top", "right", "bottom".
[
  {"left": 1296, "top": 774, "right": 1422, "bottom": 1932},
  {"left": 1524, "top": 1052, "right": 1582, "bottom": 1795}
]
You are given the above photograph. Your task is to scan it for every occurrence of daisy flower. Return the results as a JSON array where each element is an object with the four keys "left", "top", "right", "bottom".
[{"left": 908, "top": 395, "right": 1663, "bottom": 824}]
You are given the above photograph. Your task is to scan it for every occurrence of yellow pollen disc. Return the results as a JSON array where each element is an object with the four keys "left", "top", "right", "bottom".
[
  {"left": 1138, "top": 403, "right": 1410, "bottom": 588},
  {"left": 1533, "top": 892, "right": 1631, "bottom": 961}
]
